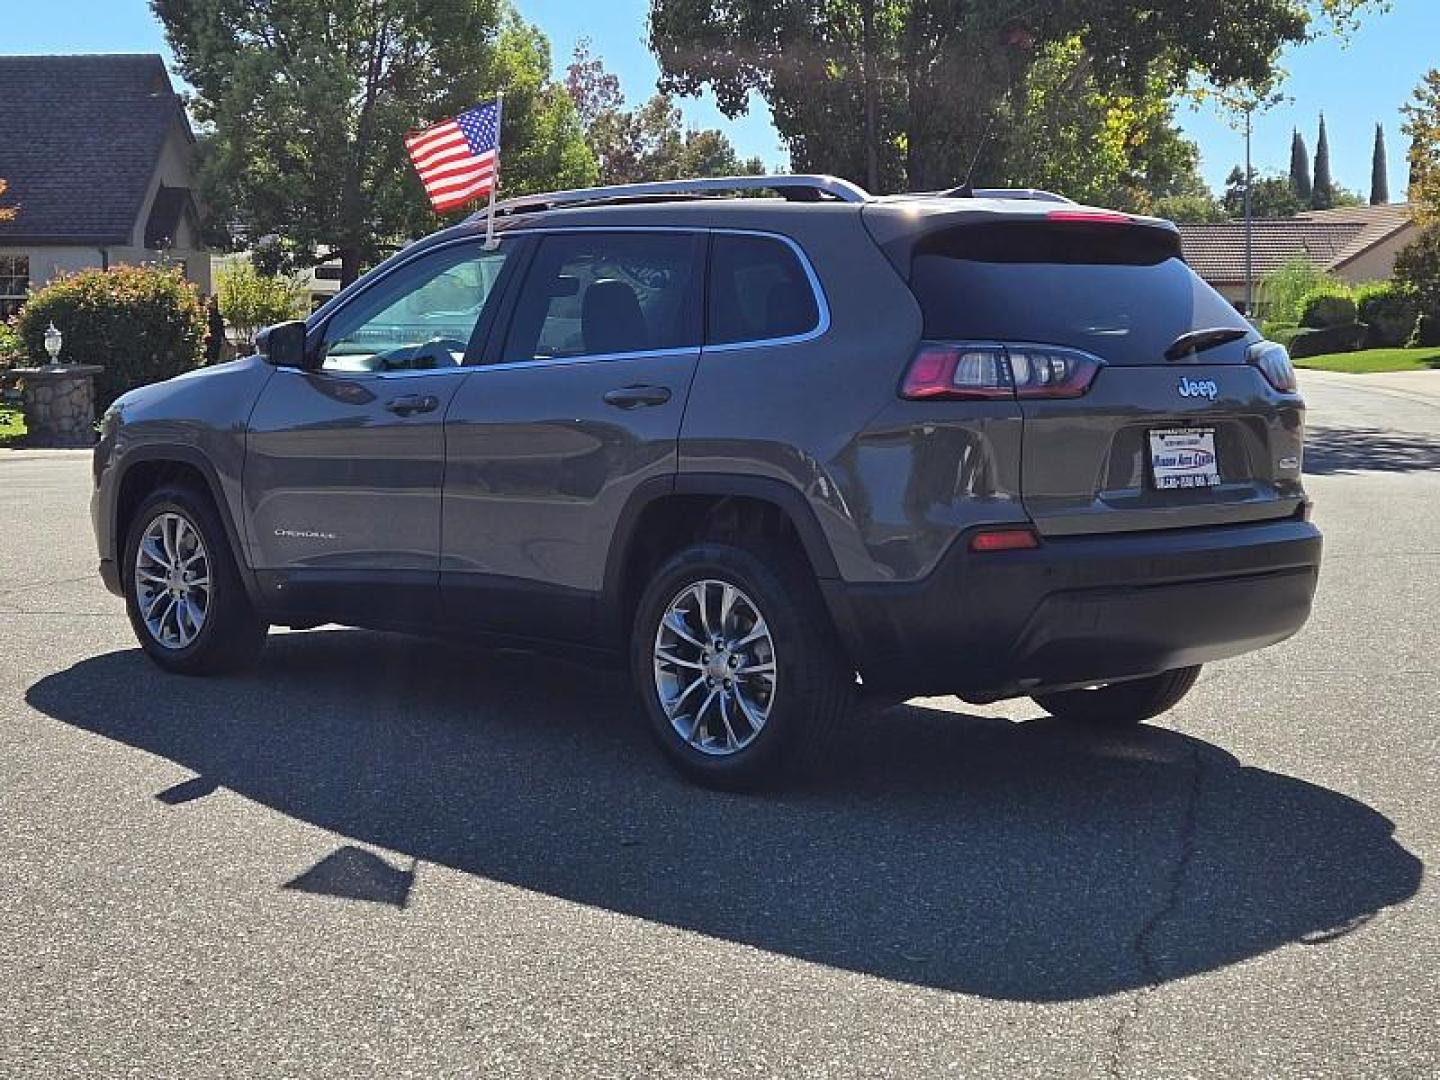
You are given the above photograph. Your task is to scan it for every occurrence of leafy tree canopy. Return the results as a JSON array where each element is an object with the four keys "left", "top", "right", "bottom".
[
  {"left": 153, "top": 0, "right": 596, "bottom": 285},
  {"left": 1403, "top": 69, "right": 1440, "bottom": 221},
  {"left": 564, "top": 41, "right": 763, "bottom": 186},
  {"left": 648, "top": 0, "right": 1383, "bottom": 193}
]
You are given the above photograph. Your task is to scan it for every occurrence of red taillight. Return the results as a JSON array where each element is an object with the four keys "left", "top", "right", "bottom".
[
  {"left": 901, "top": 342, "right": 1102, "bottom": 401},
  {"left": 900, "top": 344, "right": 1014, "bottom": 400},
  {"left": 970, "top": 528, "right": 1039, "bottom": 552},
  {"left": 1046, "top": 209, "right": 1131, "bottom": 224}
]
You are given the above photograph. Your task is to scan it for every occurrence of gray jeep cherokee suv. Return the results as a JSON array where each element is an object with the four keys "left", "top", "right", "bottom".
[{"left": 91, "top": 175, "right": 1322, "bottom": 788}]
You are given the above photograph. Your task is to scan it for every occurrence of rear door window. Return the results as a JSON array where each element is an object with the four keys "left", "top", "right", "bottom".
[
  {"left": 501, "top": 231, "right": 702, "bottom": 362},
  {"left": 911, "top": 223, "right": 1252, "bottom": 366},
  {"left": 707, "top": 233, "right": 821, "bottom": 345}
]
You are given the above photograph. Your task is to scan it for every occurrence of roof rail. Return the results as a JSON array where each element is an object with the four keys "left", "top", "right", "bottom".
[
  {"left": 471, "top": 174, "right": 870, "bottom": 221},
  {"left": 940, "top": 186, "right": 1074, "bottom": 204}
]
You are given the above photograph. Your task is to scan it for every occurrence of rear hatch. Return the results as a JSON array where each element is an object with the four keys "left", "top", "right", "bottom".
[{"left": 907, "top": 218, "right": 1306, "bottom": 536}]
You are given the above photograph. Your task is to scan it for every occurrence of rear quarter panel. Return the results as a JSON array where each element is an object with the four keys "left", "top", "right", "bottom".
[{"left": 678, "top": 210, "right": 1025, "bottom": 583}]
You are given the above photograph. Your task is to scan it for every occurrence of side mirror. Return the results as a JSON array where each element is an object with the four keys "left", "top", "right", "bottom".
[{"left": 256, "top": 320, "right": 311, "bottom": 369}]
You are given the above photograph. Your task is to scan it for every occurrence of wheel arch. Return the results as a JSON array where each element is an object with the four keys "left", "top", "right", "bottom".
[
  {"left": 112, "top": 446, "right": 262, "bottom": 606},
  {"left": 600, "top": 473, "right": 845, "bottom": 650}
]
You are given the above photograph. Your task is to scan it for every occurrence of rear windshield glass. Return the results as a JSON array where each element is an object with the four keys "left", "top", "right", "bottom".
[{"left": 911, "top": 223, "right": 1252, "bottom": 366}]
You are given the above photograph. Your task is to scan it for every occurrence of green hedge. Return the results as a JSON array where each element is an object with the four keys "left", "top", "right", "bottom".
[
  {"left": 1298, "top": 290, "right": 1358, "bottom": 329},
  {"left": 14, "top": 266, "right": 205, "bottom": 409},
  {"left": 1354, "top": 282, "right": 1421, "bottom": 348},
  {"left": 1287, "top": 322, "right": 1369, "bottom": 358}
]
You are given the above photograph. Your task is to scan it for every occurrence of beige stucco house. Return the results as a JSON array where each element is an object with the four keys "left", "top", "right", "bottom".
[
  {"left": 1178, "top": 204, "right": 1419, "bottom": 312},
  {"left": 0, "top": 54, "right": 209, "bottom": 319}
]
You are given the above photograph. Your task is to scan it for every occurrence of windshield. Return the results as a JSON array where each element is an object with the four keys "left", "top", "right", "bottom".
[{"left": 911, "top": 224, "right": 1254, "bottom": 366}]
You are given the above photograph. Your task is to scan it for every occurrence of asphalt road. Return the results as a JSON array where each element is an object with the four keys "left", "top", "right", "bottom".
[{"left": 1, "top": 370, "right": 1436, "bottom": 1078}]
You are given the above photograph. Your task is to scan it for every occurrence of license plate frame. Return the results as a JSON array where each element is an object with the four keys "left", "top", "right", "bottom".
[{"left": 1148, "top": 427, "right": 1221, "bottom": 491}]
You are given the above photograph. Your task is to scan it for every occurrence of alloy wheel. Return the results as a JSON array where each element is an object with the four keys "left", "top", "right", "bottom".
[
  {"left": 652, "top": 579, "right": 777, "bottom": 756},
  {"left": 134, "top": 511, "right": 211, "bottom": 650}
]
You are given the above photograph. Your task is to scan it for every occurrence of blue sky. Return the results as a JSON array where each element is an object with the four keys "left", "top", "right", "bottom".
[{"left": 7, "top": 0, "right": 1437, "bottom": 198}]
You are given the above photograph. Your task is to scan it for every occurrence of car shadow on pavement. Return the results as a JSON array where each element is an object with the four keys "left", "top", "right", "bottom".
[
  {"left": 1304, "top": 425, "right": 1440, "bottom": 475},
  {"left": 27, "top": 630, "right": 1422, "bottom": 1002}
]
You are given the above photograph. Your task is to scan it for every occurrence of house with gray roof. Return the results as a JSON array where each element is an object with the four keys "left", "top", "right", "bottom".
[
  {"left": 0, "top": 54, "right": 209, "bottom": 319},
  {"left": 1178, "top": 203, "right": 1418, "bottom": 312}
]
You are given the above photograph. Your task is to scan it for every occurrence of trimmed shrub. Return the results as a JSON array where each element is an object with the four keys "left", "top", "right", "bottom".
[
  {"left": 1265, "top": 325, "right": 1307, "bottom": 350},
  {"left": 15, "top": 265, "right": 205, "bottom": 409},
  {"left": 1410, "top": 313, "right": 1440, "bottom": 348},
  {"left": 1298, "top": 289, "right": 1358, "bottom": 329},
  {"left": 1288, "top": 322, "right": 1369, "bottom": 358},
  {"left": 1355, "top": 282, "right": 1422, "bottom": 348}
]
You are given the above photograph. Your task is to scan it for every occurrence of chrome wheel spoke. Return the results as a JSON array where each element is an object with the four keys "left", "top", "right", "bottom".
[
  {"left": 135, "top": 512, "right": 210, "bottom": 651},
  {"left": 653, "top": 577, "right": 777, "bottom": 757}
]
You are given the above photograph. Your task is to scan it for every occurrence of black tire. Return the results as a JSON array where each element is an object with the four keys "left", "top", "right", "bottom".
[
  {"left": 630, "top": 541, "right": 854, "bottom": 790},
  {"left": 122, "top": 485, "right": 268, "bottom": 675},
  {"left": 1031, "top": 666, "right": 1202, "bottom": 727}
]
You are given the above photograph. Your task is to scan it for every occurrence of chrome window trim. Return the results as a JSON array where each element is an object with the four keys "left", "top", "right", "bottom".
[
  {"left": 310, "top": 224, "right": 831, "bottom": 378},
  {"left": 500, "top": 225, "right": 831, "bottom": 353}
]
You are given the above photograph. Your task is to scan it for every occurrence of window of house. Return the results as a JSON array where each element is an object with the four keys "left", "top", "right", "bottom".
[
  {"left": 707, "top": 234, "right": 821, "bottom": 345},
  {"left": 0, "top": 255, "right": 29, "bottom": 319}
]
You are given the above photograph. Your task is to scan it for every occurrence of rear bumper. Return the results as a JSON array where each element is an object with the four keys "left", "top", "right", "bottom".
[{"left": 824, "top": 517, "right": 1321, "bottom": 701}]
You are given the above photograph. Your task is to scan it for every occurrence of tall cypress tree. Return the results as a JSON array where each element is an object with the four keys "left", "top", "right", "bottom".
[
  {"left": 1312, "top": 114, "right": 1334, "bottom": 209},
  {"left": 1370, "top": 123, "right": 1390, "bottom": 204},
  {"left": 1289, "top": 128, "right": 1312, "bottom": 201}
]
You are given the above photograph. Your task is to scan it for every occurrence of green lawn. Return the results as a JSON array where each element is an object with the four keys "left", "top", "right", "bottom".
[
  {"left": 0, "top": 406, "right": 24, "bottom": 444},
  {"left": 1294, "top": 347, "right": 1440, "bottom": 374}
]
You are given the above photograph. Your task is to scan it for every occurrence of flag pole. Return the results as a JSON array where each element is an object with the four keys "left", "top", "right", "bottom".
[{"left": 483, "top": 92, "right": 504, "bottom": 250}]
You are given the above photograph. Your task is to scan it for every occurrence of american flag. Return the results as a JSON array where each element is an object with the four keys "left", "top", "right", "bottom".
[{"left": 405, "top": 100, "right": 501, "bottom": 213}]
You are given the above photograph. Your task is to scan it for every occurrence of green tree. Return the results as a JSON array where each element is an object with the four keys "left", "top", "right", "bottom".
[
  {"left": 214, "top": 260, "right": 307, "bottom": 351},
  {"left": 1224, "top": 166, "right": 1304, "bottom": 219},
  {"left": 153, "top": 1, "right": 595, "bottom": 286},
  {"left": 564, "top": 42, "right": 763, "bottom": 186},
  {"left": 648, "top": 1, "right": 1382, "bottom": 193},
  {"left": 1312, "top": 112, "right": 1334, "bottom": 209},
  {"left": 1370, "top": 123, "right": 1390, "bottom": 204},
  {"left": 1394, "top": 226, "right": 1440, "bottom": 311},
  {"left": 1402, "top": 69, "right": 1440, "bottom": 221},
  {"left": 1289, "top": 129, "right": 1312, "bottom": 202},
  {"left": 994, "top": 38, "right": 1212, "bottom": 213},
  {"left": 1153, "top": 193, "right": 1227, "bottom": 223}
]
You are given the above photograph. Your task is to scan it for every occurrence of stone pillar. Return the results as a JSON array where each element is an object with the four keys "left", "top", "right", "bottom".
[{"left": 10, "top": 365, "right": 106, "bottom": 448}]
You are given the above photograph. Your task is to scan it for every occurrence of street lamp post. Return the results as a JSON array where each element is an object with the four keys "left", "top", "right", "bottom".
[{"left": 1244, "top": 107, "right": 1254, "bottom": 318}]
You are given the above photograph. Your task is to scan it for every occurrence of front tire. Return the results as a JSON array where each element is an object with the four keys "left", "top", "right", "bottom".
[
  {"left": 1031, "top": 666, "right": 1202, "bottom": 727},
  {"left": 123, "top": 486, "right": 268, "bottom": 675},
  {"left": 631, "top": 541, "right": 853, "bottom": 790}
]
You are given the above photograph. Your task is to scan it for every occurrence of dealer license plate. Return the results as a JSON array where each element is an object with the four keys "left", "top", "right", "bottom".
[{"left": 1148, "top": 427, "right": 1221, "bottom": 490}]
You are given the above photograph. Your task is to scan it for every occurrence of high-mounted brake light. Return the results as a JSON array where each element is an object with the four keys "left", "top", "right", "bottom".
[
  {"left": 1046, "top": 209, "right": 1132, "bottom": 224},
  {"left": 901, "top": 343, "right": 1103, "bottom": 401}
]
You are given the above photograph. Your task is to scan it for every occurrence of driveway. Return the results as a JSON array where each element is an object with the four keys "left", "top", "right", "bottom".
[{"left": 1, "top": 371, "right": 1436, "bottom": 1078}]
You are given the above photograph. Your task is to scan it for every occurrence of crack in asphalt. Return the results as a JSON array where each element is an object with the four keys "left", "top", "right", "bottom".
[{"left": 1104, "top": 739, "right": 1208, "bottom": 1079}]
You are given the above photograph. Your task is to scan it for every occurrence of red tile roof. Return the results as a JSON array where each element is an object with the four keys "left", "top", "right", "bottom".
[{"left": 1178, "top": 204, "right": 1416, "bottom": 285}]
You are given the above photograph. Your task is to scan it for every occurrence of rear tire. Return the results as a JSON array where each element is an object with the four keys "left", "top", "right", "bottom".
[
  {"left": 1031, "top": 666, "right": 1202, "bottom": 727},
  {"left": 123, "top": 486, "right": 268, "bottom": 675},
  {"left": 631, "top": 541, "right": 853, "bottom": 790}
]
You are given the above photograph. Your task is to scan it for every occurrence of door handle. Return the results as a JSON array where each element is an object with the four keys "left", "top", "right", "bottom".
[
  {"left": 603, "top": 385, "right": 672, "bottom": 409},
  {"left": 385, "top": 394, "right": 440, "bottom": 417}
]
